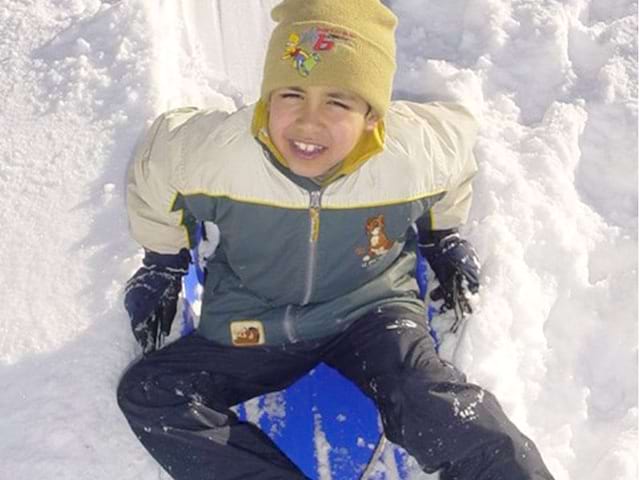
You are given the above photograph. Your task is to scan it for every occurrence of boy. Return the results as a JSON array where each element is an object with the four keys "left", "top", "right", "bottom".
[{"left": 118, "top": 1, "right": 555, "bottom": 478}]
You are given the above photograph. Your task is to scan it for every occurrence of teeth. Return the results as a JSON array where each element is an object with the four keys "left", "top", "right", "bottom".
[{"left": 293, "top": 140, "right": 324, "bottom": 153}]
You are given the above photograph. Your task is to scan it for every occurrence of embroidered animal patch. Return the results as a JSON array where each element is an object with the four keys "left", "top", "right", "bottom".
[
  {"left": 230, "top": 321, "right": 265, "bottom": 346},
  {"left": 282, "top": 27, "right": 355, "bottom": 77},
  {"left": 356, "top": 214, "right": 395, "bottom": 267}
]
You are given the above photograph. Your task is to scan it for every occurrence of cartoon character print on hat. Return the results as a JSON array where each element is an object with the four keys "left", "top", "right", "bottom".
[
  {"left": 282, "top": 26, "right": 355, "bottom": 77},
  {"left": 355, "top": 214, "right": 396, "bottom": 268}
]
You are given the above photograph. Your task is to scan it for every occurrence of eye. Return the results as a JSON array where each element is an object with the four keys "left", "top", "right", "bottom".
[
  {"left": 280, "top": 92, "right": 303, "bottom": 100},
  {"left": 328, "top": 100, "right": 350, "bottom": 110}
]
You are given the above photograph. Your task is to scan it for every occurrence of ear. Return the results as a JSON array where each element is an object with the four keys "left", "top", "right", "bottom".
[{"left": 364, "top": 111, "right": 380, "bottom": 132}]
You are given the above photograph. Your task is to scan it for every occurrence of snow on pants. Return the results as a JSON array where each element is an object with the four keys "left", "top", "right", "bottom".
[{"left": 117, "top": 305, "right": 555, "bottom": 480}]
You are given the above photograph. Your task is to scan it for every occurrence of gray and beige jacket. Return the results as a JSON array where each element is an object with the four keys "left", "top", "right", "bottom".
[{"left": 127, "top": 101, "right": 478, "bottom": 346}]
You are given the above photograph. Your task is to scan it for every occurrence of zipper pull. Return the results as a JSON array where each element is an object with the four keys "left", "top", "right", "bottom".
[{"left": 310, "top": 190, "right": 321, "bottom": 208}]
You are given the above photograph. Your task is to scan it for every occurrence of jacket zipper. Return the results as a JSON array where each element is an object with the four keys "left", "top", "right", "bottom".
[{"left": 301, "top": 190, "right": 322, "bottom": 305}]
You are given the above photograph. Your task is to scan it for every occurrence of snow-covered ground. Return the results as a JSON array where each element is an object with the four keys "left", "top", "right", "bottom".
[{"left": 0, "top": 1, "right": 636, "bottom": 479}]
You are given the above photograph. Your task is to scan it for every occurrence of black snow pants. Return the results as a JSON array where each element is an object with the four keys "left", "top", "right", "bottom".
[{"left": 117, "top": 305, "right": 555, "bottom": 480}]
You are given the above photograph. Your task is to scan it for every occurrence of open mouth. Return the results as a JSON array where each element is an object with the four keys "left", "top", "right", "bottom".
[{"left": 289, "top": 139, "right": 327, "bottom": 158}]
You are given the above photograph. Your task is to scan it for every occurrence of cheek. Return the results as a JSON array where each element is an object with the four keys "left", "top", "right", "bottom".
[
  {"left": 267, "top": 110, "right": 280, "bottom": 133},
  {"left": 270, "top": 127, "right": 282, "bottom": 147},
  {"left": 267, "top": 112, "right": 288, "bottom": 144},
  {"left": 331, "top": 122, "right": 364, "bottom": 151}
]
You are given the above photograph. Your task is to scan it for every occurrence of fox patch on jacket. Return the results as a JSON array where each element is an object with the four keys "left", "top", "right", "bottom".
[{"left": 356, "top": 215, "right": 396, "bottom": 267}]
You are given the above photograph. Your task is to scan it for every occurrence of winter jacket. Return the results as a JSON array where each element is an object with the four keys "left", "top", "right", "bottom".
[{"left": 127, "top": 101, "right": 478, "bottom": 346}]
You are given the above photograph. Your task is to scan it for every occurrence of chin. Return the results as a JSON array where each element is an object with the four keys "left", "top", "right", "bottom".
[{"left": 290, "top": 166, "right": 324, "bottom": 178}]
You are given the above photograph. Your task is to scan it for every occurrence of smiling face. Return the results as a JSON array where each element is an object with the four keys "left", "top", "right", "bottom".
[{"left": 267, "top": 85, "right": 378, "bottom": 178}]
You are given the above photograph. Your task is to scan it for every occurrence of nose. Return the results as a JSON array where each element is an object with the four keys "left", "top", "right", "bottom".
[{"left": 296, "top": 101, "right": 323, "bottom": 129}]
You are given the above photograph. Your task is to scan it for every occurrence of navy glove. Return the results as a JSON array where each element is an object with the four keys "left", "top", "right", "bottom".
[
  {"left": 124, "top": 249, "right": 191, "bottom": 354},
  {"left": 419, "top": 229, "right": 480, "bottom": 322}
]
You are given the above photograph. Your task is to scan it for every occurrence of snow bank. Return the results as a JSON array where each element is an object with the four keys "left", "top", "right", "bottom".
[
  {"left": 0, "top": 0, "right": 636, "bottom": 479},
  {"left": 467, "top": 99, "right": 636, "bottom": 479},
  {"left": 0, "top": 1, "right": 164, "bottom": 478},
  {"left": 391, "top": 2, "right": 637, "bottom": 478}
]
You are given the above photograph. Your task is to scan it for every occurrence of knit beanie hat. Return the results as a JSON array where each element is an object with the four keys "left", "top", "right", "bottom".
[{"left": 261, "top": 0, "right": 398, "bottom": 117}]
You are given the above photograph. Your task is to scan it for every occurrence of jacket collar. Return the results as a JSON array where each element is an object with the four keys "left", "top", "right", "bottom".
[{"left": 251, "top": 99, "right": 385, "bottom": 187}]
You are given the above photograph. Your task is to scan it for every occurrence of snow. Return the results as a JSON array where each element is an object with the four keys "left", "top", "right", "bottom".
[
  {"left": 0, "top": 0, "right": 636, "bottom": 479},
  {"left": 314, "top": 410, "right": 333, "bottom": 480}
]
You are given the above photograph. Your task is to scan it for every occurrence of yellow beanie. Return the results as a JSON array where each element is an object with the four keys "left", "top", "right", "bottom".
[{"left": 261, "top": 0, "right": 398, "bottom": 117}]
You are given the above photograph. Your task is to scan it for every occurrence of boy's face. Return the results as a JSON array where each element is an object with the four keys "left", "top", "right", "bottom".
[{"left": 267, "top": 85, "right": 378, "bottom": 178}]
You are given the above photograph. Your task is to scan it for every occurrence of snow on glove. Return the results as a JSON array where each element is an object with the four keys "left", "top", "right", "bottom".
[
  {"left": 419, "top": 230, "right": 480, "bottom": 320},
  {"left": 124, "top": 249, "right": 191, "bottom": 354}
]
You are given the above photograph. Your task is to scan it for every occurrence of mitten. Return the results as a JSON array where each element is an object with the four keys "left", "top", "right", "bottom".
[
  {"left": 124, "top": 249, "right": 191, "bottom": 354},
  {"left": 419, "top": 230, "right": 480, "bottom": 316}
]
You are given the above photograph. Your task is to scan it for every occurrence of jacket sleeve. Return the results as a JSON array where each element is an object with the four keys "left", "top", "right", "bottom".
[
  {"left": 126, "top": 107, "right": 201, "bottom": 254},
  {"left": 413, "top": 102, "right": 479, "bottom": 230}
]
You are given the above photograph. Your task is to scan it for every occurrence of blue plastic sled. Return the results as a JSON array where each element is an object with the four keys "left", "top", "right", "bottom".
[{"left": 179, "top": 224, "right": 436, "bottom": 479}]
